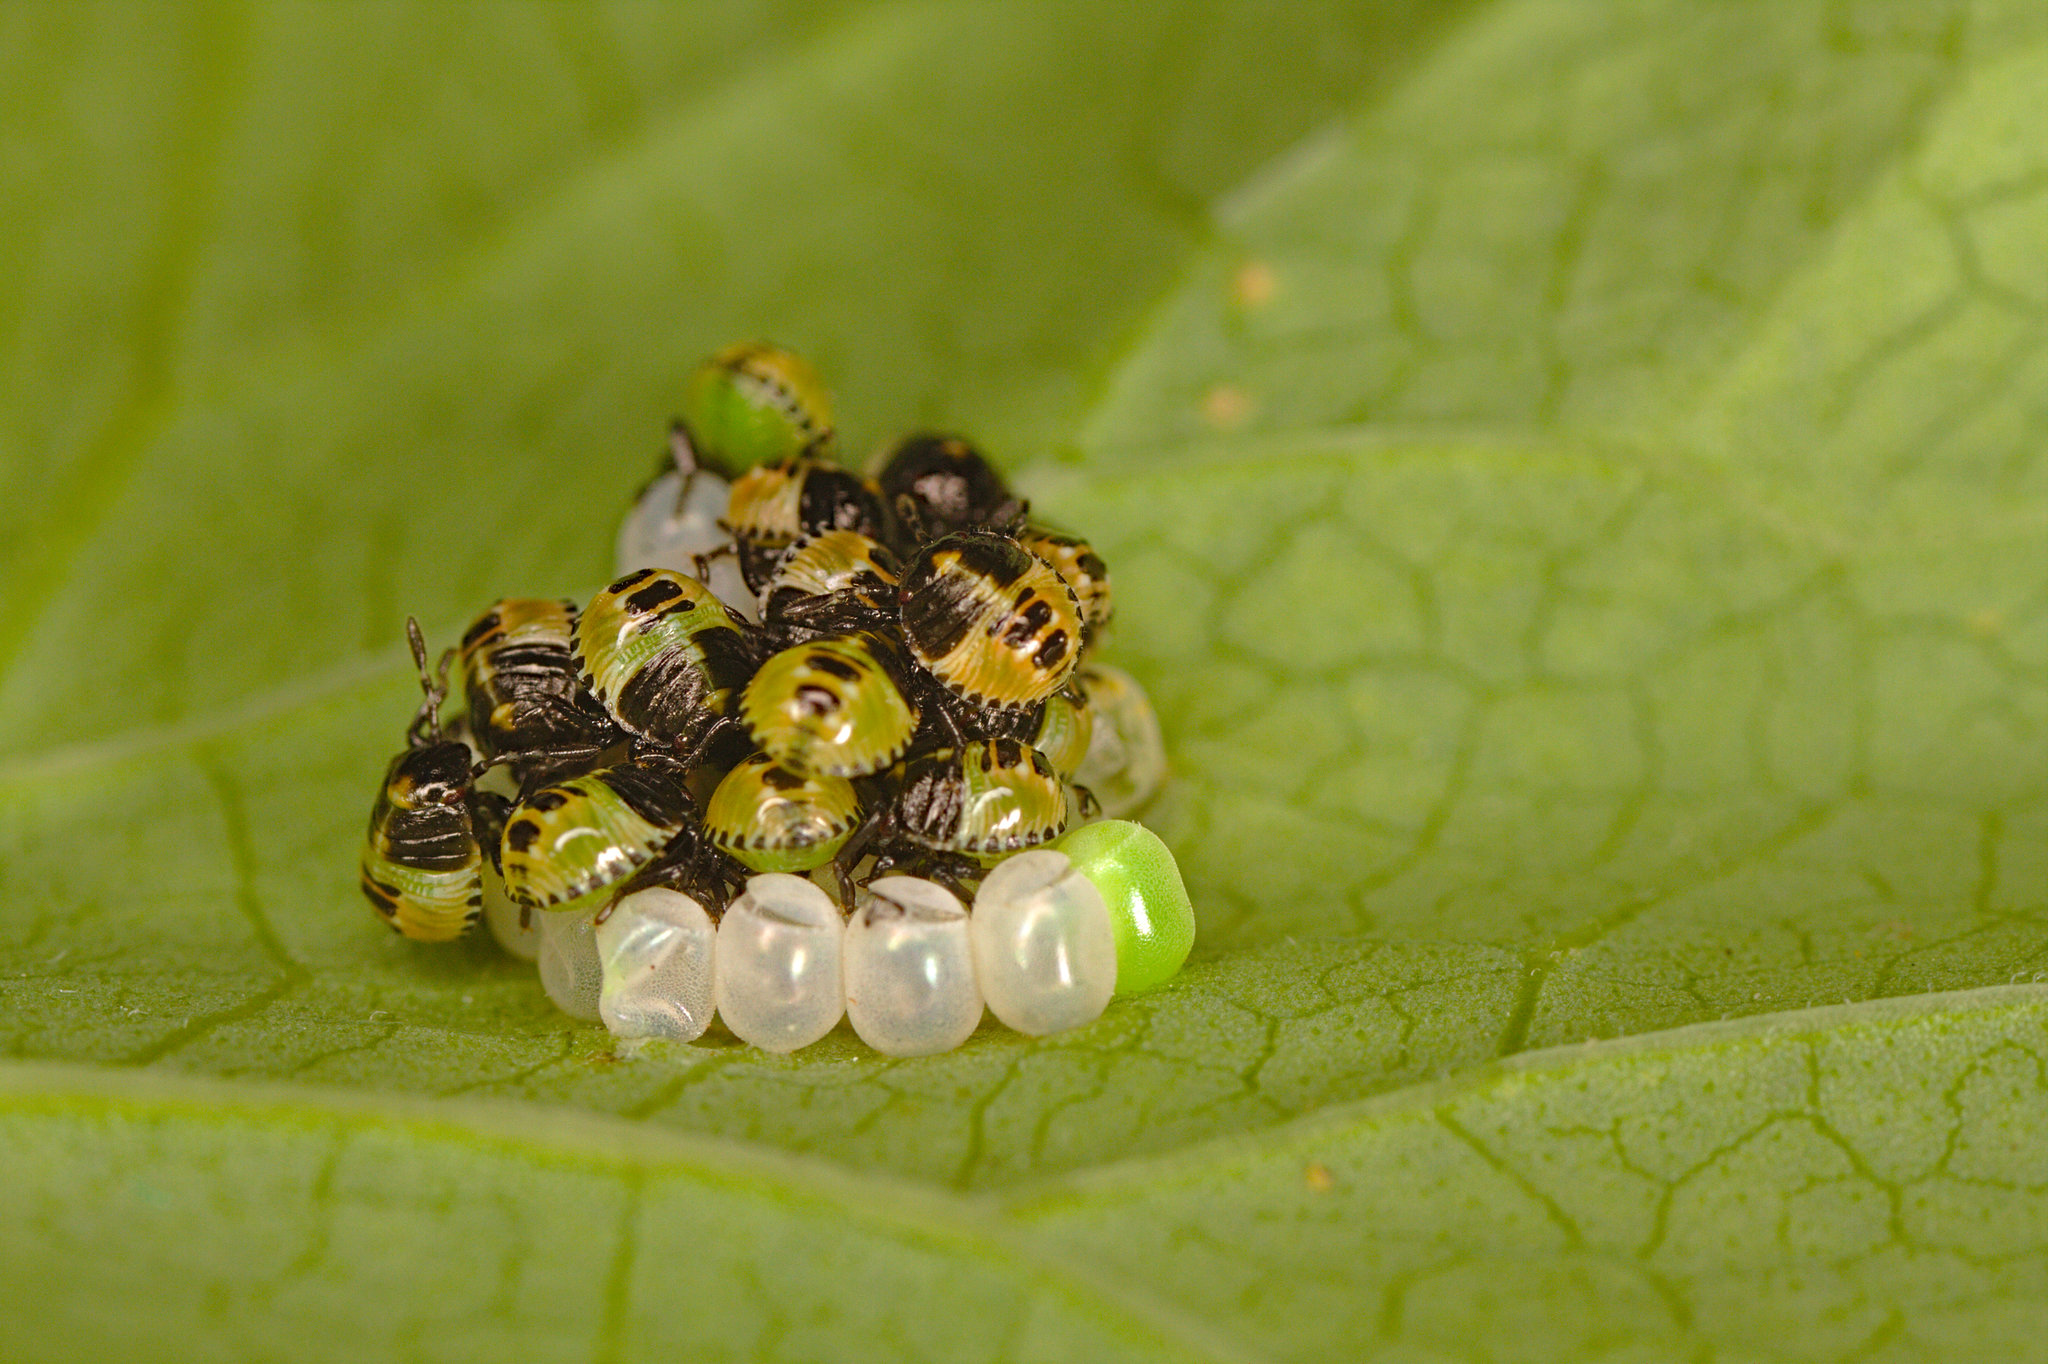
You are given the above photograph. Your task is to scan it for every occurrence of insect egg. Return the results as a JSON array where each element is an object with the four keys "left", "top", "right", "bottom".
[
  {"left": 714, "top": 873, "right": 847, "bottom": 1053},
  {"left": 615, "top": 466, "right": 756, "bottom": 620},
  {"left": 537, "top": 907, "right": 604, "bottom": 1022},
  {"left": 1072, "top": 662, "right": 1166, "bottom": 817},
  {"left": 970, "top": 849, "right": 1117, "bottom": 1036},
  {"left": 842, "top": 877, "right": 982, "bottom": 1057},
  {"left": 594, "top": 887, "right": 718, "bottom": 1043},
  {"left": 1031, "top": 682, "right": 1093, "bottom": 780},
  {"left": 1052, "top": 820, "right": 1195, "bottom": 995}
]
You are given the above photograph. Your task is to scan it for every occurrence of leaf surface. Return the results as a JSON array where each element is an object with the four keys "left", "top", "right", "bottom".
[{"left": 3, "top": 1, "right": 2046, "bottom": 1357}]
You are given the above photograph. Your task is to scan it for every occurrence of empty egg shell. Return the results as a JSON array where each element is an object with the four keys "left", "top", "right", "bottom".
[
  {"left": 714, "top": 873, "right": 846, "bottom": 1052},
  {"left": 536, "top": 907, "right": 603, "bottom": 1022},
  {"left": 615, "top": 469, "right": 755, "bottom": 620},
  {"left": 595, "top": 888, "right": 717, "bottom": 1043},
  {"left": 844, "top": 876, "right": 983, "bottom": 1056},
  {"left": 970, "top": 850, "right": 1116, "bottom": 1036}
]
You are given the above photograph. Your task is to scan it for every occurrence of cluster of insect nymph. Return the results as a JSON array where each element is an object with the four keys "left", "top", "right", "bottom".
[{"left": 360, "top": 344, "right": 1191, "bottom": 1057}]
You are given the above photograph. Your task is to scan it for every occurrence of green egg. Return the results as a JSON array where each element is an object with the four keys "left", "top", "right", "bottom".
[{"left": 1052, "top": 819, "right": 1194, "bottom": 994}]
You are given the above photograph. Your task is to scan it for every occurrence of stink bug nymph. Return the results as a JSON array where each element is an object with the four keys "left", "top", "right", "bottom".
[
  {"left": 739, "top": 631, "right": 921, "bottom": 779},
  {"left": 459, "top": 598, "right": 622, "bottom": 787},
  {"left": 704, "top": 753, "right": 864, "bottom": 878},
  {"left": 498, "top": 751, "right": 710, "bottom": 913},
  {"left": 1018, "top": 525, "right": 1112, "bottom": 649},
  {"left": 575, "top": 568, "right": 758, "bottom": 756},
  {"left": 758, "top": 529, "right": 902, "bottom": 648},
  {"left": 872, "top": 433, "right": 1020, "bottom": 550},
  {"left": 723, "top": 456, "right": 891, "bottom": 594},
  {"left": 898, "top": 529, "right": 1083, "bottom": 713},
  {"left": 676, "top": 341, "right": 834, "bottom": 476},
  {"left": 865, "top": 739, "right": 1084, "bottom": 892},
  {"left": 360, "top": 619, "right": 507, "bottom": 943}
]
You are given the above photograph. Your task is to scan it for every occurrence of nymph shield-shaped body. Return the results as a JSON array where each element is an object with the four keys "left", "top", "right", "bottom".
[
  {"left": 893, "top": 739, "right": 1075, "bottom": 862},
  {"left": 704, "top": 753, "right": 863, "bottom": 874},
  {"left": 758, "top": 529, "right": 901, "bottom": 646},
  {"left": 575, "top": 568, "right": 757, "bottom": 747},
  {"left": 360, "top": 740, "right": 487, "bottom": 943},
  {"left": 498, "top": 755, "right": 697, "bottom": 911},
  {"left": 724, "top": 456, "right": 890, "bottom": 594},
  {"left": 871, "top": 433, "right": 1016, "bottom": 548},
  {"left": 898, "top": 531, "right": 1082, "bottom": 712},
  {"left": 459, "top": 598, "right": 619, "bottom": 779},
  {"left": 679, "top": 342, "right": 833, "bottom": 475},
  {"left": 1017, "top": 525, "right": 1112, "bottom": 649},
  {"left": 740, "top": 632, "right": 920, "bottom": 779}
]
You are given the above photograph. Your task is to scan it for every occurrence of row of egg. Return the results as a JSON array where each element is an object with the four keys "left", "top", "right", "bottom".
[{"left": 487, "top": 821, "right": 1191, "bottom": 1057}]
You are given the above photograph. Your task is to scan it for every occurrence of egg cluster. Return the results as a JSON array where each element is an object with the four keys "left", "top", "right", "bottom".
[{"left": 359, "top": 344, "right": 1189, "bottom": 1055}]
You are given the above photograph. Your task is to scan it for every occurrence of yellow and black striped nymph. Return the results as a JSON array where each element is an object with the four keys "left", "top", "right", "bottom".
[
  {"left": 892, "top": 739, "right": 1076, "bottom": 862},
  {"left": 740, "top": 632, "right": 920, "bottom": 779},
  {"left": 679, "top": 341, "right": 835, "bottom": 475},
  {"left": 724, "top": 456, "right": 890, "bottom": 593},
  {"left": 1018, "top": 525, "right": 1112, "bottom": 648},
  {"left": 576, "top": 568, "right": 757, "bottom": 744},
  {"left": 498, "top": 756, "right": 697, "bottom": 911},
  {"left": 458, "top": 597, "right": 617, "bottom": 769},
  {"left": 704, "top": 753, "right": 863, "bottom": 875},
  {"left": 898, "top": 530, "right": 1083, "bottom": 711},
  {"left": 759, "top": 529, "right": 901, "bottom": 642},
  {"left": 360, "top": 741, "right": 485, "bottom": 943}
]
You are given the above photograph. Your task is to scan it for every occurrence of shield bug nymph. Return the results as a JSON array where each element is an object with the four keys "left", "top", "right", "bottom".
[
  {"left": 898, "top": 529, "right": 1083, "bottom": 719},
  {"left": 360, "top": 619, "right": 509, "bottom": 943}
]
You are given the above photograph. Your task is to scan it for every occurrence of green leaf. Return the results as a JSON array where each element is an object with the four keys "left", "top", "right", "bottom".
[{"left": 4, "top": 1, "right": 2046, "bottom": 1357}]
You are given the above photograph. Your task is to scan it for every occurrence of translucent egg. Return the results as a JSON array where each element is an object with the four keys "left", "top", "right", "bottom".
[
  {"left": 843, "top": 877, "right": 982, "bottom": 1057},
  {"left": 536, "top": 907, "right": 603, "bottom": 1022},
  {"left": 713, "top": 873, "right": 845, "bottom": 1052},
  {"left": 1053, "top": 820, "right": 1194, "bottom": 994},
  {"left": 615, "top": 469, "right": 756, "bottom": 619},
  {"left": 1074, "top": 664, "right": 1166, "bottom": 817},
  {"left": 481, "top": 865, "right": 540, "bottom": 962},
  {"left": 970, "top": 850, "right": 1116, "bottom": 1036},
  {"left": 595, "top": 888, "right": 717, "bottom": 1043}
]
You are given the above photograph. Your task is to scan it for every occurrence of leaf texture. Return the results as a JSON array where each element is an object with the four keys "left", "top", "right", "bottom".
[{"left": 3, "top": 2, "right": 2046, "bottom": 1358}]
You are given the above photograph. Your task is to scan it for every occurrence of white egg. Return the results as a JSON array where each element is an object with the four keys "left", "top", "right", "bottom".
[
  {"left": 713, "top": 873, "right": 845, "bottom": 1052},
  {"left": 1074, "top": 663, "right": 1166, "bottom": 817},
  {"left": 970, "top": 850, "right": 1116, "bottom": 1036},
  {"left": 595, "top": 888, "right": 717, "bottom": 1043},
  {"left": 843, "top": 877, "right": 982, "bottom": 1057},
  {"left": 536, "top": 906, "right": 603, "bottom": 1022},
  {"left": 615, "top": 469, "right": 756, "bottom": 619},
  {"left": 481, "top": 864, "right": 540, "bottom": 962}
]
